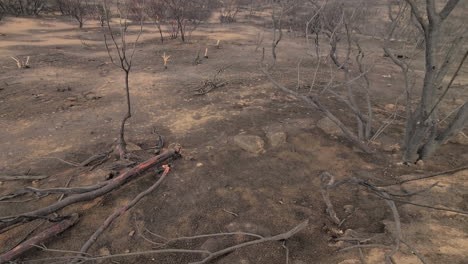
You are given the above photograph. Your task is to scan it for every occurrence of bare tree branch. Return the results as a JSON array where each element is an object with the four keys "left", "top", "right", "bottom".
[{"left": 439, "top": 0, "right": 461, "bottom": 21}]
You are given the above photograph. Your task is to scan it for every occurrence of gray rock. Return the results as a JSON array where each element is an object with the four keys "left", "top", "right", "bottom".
[
  {"left": 266, "top": 131, "right": 287, "bottom": 147},
  {"left": 263, "top": 125, "right": 287, "bottom": 148},
  {"left": 317, "top": 117, "right": 344, "bottom": 136},
  {"left": 233, "top": 135, "right": 265, "bottom": 154},
  {"left": 287, "top": 118, "right": 316, "bottom": 130}
]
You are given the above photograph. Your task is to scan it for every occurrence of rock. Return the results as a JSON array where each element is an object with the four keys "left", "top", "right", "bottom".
[
  {"left": 263, "top": 124, "right": 287, "bottom": 147},
  {"left": 338, "top": 260, "right": 360, "bottom": 264},
  {"left": 200, "top": 237, "right": 231, "bottom": 252},
  {"left": 416, "top": 160, "right": 424, "bottom": 167},
  {"left": 343, "top": 205, "right": 354, "bottom": 214},
  {"left": 382, "top": 220, "right": 397, "bottom": 238},
  {"left": 126, "top": 142, "right": 142, "bottom": 151},
  {"left": 233, "top": 135, "right": 265, "bottom": 154},
  {"left": 384, "top": 104, "right": 396, "bottom": 111},
  {"left": 377, "top": 136, "right": 400, "bottom": 152},
  {"left": 448, "top": 132, "right": 468, "bottom": 145},
  {"left": 196, "top": 162, "right": 204, "bottom": 167},
  {"left": 287, "top": 118, "right": 316, "bottom": 130},
  {"left": 266, "top": 131, "right": 287, "bottom": 147},
  {"left": 89, "top": 169, "right": 112, "bottom": 181},
  {"left": 317, "top": 117, "right": 343, "bottom": 137},
  {"left": 128, "top": 230, "right": 135, "bottom": 237},
  {"left": 200, "top": 238, "right": 218, "bottom": 252},
  {"left": 383, "top": 143, "right": 400, "bottom": 152},
  {"left": 99, "top": 247, "right": 111, "bottom": 256}
]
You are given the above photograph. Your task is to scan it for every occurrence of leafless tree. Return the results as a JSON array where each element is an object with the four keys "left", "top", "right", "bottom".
[
  {"left": 219, "top": 0, "right": 241, "bottom": 23},
  {"left": 384, "top": 0, "right": 468, "bottom": 163},
  {"left": 57, "top": 0, "right": 93, "bottom": 28},
  {"left": 102, "top": 0, "right": 144, "bottom": 160},
  {"left": 144, "top": 0, "right": 167, "bottom": 43},
  {"left": 94, "top": 2, "right": 110, "bottom": 27},
  {"left": 0, "top": 0, "right": 45, "bottom": 16},
  {"left": 269, "top": 0, "right": 300, "bottom": 69},
  {"left": 162, "top": 0, "right": 215, "bottom": 42},
  {"left": 263, "top": 0, "right": 377, "bottom": 153}
]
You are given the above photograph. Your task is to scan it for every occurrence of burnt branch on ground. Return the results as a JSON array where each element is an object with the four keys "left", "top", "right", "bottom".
[
  {"left": 0, "top": 149, "right": 179, "bottom": 233},
  {"left": 194, "top": 65, "right": 232, "bottom": 95}
]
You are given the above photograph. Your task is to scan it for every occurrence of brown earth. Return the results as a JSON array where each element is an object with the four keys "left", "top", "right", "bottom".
[{"left": 0, "top": 11, "right": 467, "bottom": 264}]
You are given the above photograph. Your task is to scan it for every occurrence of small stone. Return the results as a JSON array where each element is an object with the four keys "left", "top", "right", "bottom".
[
  {"left": 384, "top": 104, "right": 396, "bottom": 111},
  {"left": 128, "top": 230, "right": 135, "bottom": 237},
  {"left": 266, "top": 131, "right": 287, "bottom": 148},
  {"left": 124, "top": 249, "right": 130, "bottom": 253},
  {"left": 383, "top": 143, "right": 400, "bottom": 152},
  {"left": 343, "top": 205, "right": 354, "bottom": 214},
  {"left": 0, "top": 181, "right": 3, "bottom": 185},
  {"left": 200, "top": 238, "right": 219, "bottom": 252},
  {"left": 448, "top": 132, "right": 468, "bottom": 145},
  {"left": 317, "top": 117, "right": 344, "bottom": 137},
  {"left": 378, "top": 136, "right": 400, "bottom": 152},
  {"left": 233, "top": 135, "right": 265, "bottom": 154},
  {"left": 67, "top": 96, "right": 78, "bottom": 101},
  {"left": 338, "top": 260, "right": 360, "bottom": 264},
  {"left": 126, "top": 142, "right": 142, "bottom": 151},
  {"left": 382, "top": 220, "right": 397, "bottom": 238},
  {"left": 287, "top": 118, "right": 316, "bottom": 130},
  {"left": 196, "top": 162, "right": 204, "bottom": 167},
  {"left": 99, "top": 247, "right": 111, "bottom": 256},
  {"left": 416, "top": 160, "right": 424, "bottom": 167},
  {"left": 200, "top": 237, "right": 230, "bottom": 252},
  {"left": 263, "top": 124, "right": 287, "bottom": 147}
]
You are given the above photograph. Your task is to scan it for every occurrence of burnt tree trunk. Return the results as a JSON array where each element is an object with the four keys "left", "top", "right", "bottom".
[
  {"left": 118, "top": 70, "right": 131, "bottom": 160},
  {"left": 401, "top": 0, "right": 466, "bottom": 163}
]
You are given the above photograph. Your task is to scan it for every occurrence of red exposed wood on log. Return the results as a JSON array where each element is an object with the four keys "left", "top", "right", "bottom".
[{"left": 0, "top": 214, "right": 79, "bottom": 263}]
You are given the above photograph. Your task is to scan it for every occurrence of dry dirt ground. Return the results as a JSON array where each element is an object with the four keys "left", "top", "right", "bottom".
[{"left": 0, "top": 12, "right": 468, "bottom": 264}]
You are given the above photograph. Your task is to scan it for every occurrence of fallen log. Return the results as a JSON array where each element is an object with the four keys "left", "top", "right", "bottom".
[
  {"left": 0, "top": 149, "right": 179, "bottom": 233},
  {"left": 0, "top": 214, "right": 79, "bottom": 264}
]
